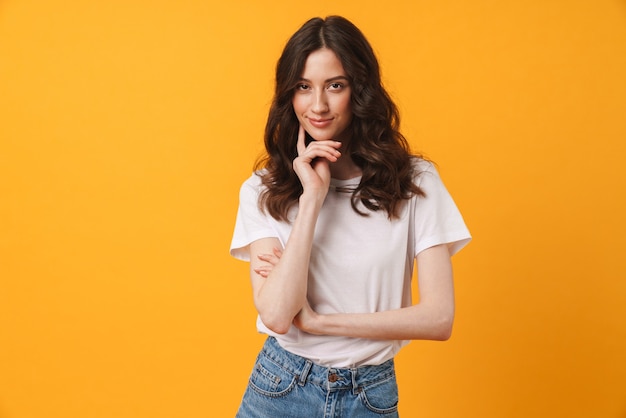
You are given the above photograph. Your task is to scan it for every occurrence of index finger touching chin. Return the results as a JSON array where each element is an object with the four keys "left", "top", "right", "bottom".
[{"left": 296, "top": 124, "right": 306, "bottom": 156}]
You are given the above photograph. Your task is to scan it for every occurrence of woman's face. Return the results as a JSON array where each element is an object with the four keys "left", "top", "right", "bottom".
[{"left": 292, "top": 48, "right": 352, "bottom": 142}]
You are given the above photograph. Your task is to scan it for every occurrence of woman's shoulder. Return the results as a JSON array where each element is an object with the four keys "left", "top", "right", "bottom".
[
  {"left": 410, "top": 157, "right": 437, "bottom": 180},
  {"left": 241, "top": 169, "right": 268, "bottom": 185},
  {"left": 238, "top": 169, "right": 268, "bottom": 196}
]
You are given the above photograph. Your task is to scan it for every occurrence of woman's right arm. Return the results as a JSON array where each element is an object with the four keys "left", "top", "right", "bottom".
[
  {"left": 248, "top": 195, "right": 320, "bottom": 334},
  {"left": 248, "top": 126, "right": 341, "bottom": 334}
]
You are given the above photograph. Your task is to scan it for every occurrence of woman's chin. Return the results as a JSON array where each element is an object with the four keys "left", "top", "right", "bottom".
[{"left": 306, "top": 130, "right": 336, "bottom": 142}]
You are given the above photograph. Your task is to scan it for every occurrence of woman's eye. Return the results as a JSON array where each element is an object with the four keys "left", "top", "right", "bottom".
[
  {"left": 296, "top": 84, "right": 310, "bottom": 91},
  {"left": 329, "top": 83, "right": 343, "bottom": 89}
]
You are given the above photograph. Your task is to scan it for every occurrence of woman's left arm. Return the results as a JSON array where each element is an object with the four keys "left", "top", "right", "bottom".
[{"left": 294, "top": 244, "right": 455, "bottom": 341}]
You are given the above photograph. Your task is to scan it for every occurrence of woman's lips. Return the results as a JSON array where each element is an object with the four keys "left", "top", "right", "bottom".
[{"left": 308, "top": 118, "right": 333, "bottom": 129}]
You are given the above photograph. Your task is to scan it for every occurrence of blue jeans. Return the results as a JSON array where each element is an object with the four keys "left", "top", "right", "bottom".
[{"left": 236, "top": 337, "right": 399, "bottom": 417}]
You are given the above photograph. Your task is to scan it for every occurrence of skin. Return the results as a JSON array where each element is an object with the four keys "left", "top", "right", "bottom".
[{"left": 248, "top": 47, "right": 456, "bottom": 340}]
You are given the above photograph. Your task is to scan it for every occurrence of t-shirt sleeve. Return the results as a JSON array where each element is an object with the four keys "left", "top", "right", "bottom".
[
  {"left": 413, "top": 162, "right": 471, "bottom": 257},
  {"left": 229, "top": 174, "right": 279, "bottom": 261}
]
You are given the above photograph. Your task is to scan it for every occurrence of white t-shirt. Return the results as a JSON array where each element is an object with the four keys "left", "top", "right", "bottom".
[{"left": 230, "top": 160, "right": 471, "bottom": 367}]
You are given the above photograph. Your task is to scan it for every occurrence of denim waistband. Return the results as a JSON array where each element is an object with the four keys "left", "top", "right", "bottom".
[{"left": 260, "top": 336, "right": 396, "bottom": 393}]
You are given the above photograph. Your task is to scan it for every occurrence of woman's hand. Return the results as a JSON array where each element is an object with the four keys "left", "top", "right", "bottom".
[
  {"left": 253, "top": 247, "right": 283, "bottom": 278},
  {"left": 292, "top": 125, "right": 342, "bottom": 198},
  {"left": 293, "top": 300, "right": 322, "bottom": 335}
]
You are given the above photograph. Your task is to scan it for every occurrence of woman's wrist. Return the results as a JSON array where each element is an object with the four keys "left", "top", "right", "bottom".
[{"left": 298, "top": 189, "right": 327, "bottom": 210}]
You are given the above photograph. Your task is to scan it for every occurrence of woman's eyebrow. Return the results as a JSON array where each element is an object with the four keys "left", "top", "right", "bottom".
[{"left": 298, "top": 75, "right": 349, "bottom": 83}]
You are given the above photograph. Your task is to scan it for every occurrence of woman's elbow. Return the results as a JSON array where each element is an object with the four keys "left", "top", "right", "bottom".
[
  {"left": 427, "top": 308, "right": 455, "bottom": 341},
  {"left": 259, "top": 312, "right": 293, "bottom": 335},
  {"left": 433, "top": 321, "right": 453, "bottom": 341}
]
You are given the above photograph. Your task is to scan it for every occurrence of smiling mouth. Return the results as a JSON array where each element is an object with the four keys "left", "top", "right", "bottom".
[{"left": 308, "top": 118, "right": 333, "bottom": 128}]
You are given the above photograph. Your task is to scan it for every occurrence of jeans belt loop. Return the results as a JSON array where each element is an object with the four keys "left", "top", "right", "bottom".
[
  {"left": 298, "top": 360, "right": 313, "bottom": 387},
  {"left": 351, "top": 367, "right": 360, "bottom": 394}
]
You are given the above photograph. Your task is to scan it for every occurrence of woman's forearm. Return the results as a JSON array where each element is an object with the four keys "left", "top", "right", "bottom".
[
  {"left": 297, "top": 302, "right": 455, "bottom": 341},
  {"left": 252, "top": 192, "right": 325, "bottom": 334}
]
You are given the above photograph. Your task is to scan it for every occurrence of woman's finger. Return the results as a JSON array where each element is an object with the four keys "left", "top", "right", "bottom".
[
  {"left": 258, "top": 253, "right": 280, "bottom": 265},
  {"left": 296, "top": 124, "right": 307, "bottom": 156},
  {"left": 295, "top": 141, "right": 342, "bottom": 164},
  {"left": 253, "top": 267, "right": 270, "bottom": 278}
]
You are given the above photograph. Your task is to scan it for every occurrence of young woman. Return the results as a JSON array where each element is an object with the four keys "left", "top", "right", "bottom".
[{"left": 230, "top": 15, "right": 471, "bottom": 417}]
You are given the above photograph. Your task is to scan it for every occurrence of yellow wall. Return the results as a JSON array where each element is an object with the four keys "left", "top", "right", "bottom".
[{"left": 1, "top": 0, "right": 625, "bottom": 416}]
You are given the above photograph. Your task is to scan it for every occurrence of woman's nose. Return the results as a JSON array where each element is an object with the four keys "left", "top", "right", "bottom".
[{"left": 311, "top": 92, "right": 329, "bottom": 114}]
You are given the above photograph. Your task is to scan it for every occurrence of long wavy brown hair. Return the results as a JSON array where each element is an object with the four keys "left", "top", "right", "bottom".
[{"left": 256, "top": 15, "right": 425, "bottom": 221}]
